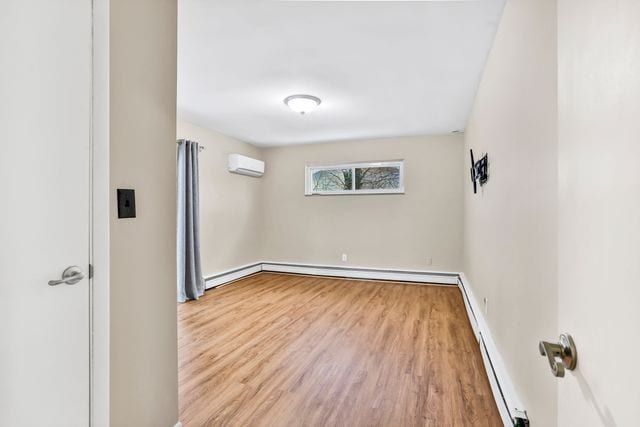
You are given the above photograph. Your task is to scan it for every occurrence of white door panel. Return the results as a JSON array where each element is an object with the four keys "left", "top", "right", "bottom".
[
  {"left": 558, "top": 1, "right": 640, "bottom": 425},
  {"left": 0, "top": 1, "right": 92, "bottom": 426}
]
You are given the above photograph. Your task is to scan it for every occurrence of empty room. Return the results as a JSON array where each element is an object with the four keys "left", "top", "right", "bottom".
[
  {"left": 3, "top": 0, "right": 640, "bottom": 426},
  {"left": 175, "top": 1, "right": 490, "bottom": 425}
]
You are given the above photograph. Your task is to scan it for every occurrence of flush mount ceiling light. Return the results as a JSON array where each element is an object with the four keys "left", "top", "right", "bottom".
[{"left": 284, "top": 94, "right": 321, "bottom": 115}]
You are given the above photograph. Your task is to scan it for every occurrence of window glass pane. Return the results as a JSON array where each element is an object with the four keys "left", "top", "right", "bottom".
[
  {"left": 355, "top": 166, "right": 400, "bottom": 190},
  {"left": 312, "top": 168, "right": 353, "bottom": 192}
]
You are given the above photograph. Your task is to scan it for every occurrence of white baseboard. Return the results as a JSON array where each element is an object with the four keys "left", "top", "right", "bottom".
[
  {"left": 204, "top": 262, "right": 262, "bottom": 289},
  {"left": 458, "top": 273, "right": 528, "bottom": 426},
  {"left": 201, "top": 262, "right": 526, "bottom": 425},
  {"left": 261, "top": 261, "right": 459, "bottom": 285},
  {"left": 204, "top": 261, "right": 458, "bottom": 289}
]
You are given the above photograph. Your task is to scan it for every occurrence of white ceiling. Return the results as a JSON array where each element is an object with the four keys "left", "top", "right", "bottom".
[{"left": 177, "top": 0, "right": 505, "bottom": 146}]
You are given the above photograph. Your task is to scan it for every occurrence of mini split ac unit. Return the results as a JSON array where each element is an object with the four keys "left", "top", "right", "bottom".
[{"left": 227, "top": 154, "right": 265, "bottom": 177}]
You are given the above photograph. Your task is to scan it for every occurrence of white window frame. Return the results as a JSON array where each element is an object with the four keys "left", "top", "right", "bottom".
[{"left": 305, "top": 160, "right": 405, "bottom": 195}]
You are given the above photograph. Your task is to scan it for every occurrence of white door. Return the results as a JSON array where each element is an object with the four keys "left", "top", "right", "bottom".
[
  {"left": 558, "top": 1, "right": 640, "bottom": 425},
  {"left": 0, "top": 1, "right": 92, "bottom": 426}
]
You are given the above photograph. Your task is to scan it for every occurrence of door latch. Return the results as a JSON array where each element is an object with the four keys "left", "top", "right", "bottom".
[
  {"left": 539, "top": 333, "right": 577, "bottom": 377},
  {"left": 48, "top": 266, "right": 85, "bottom": 286}
]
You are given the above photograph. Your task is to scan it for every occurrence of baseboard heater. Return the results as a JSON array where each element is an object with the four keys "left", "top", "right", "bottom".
[
  {"left": 457, "top": 275, "right": 529, "bottom": 427},
  {"left": 261, "top": 261, "right": 459, "bottom": 285},
  {"left": 203, "top": 262, "right": 529, "bottom": 426}
]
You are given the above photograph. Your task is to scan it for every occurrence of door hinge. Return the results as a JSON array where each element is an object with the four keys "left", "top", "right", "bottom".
[{"left": 89, "top": 264, "right": 94, "bottom": 279}]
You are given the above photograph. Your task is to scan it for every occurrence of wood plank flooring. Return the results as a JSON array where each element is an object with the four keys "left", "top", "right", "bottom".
[{"left": 178, "top": 272, "right": 501, "bottom": 426}]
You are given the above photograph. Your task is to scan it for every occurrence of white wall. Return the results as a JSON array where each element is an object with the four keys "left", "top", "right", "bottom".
[
  {"left": 261, "top": 135, "right": 464, "bottom": 271},
  {"left": 177, "top": 119, "right": 264, "bottom": 275},
  {"left": 182, "top": 128, "right": 463, "bottom": 274},
  {"left": 557, "top": 1, "right": 640, "bottom": 425},
  {"left": 110, "top": 0, "right": 178, "bottom": 425},
  {"left": 462, "top": 0, "right": 558, "bottom": 425}
]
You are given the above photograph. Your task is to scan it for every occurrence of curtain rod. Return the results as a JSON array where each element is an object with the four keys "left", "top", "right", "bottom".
[{"left": 176, "top": 140, "right": 206, "bottom": 151}]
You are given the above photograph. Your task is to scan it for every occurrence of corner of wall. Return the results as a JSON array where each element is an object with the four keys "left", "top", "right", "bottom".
[
  {"left": 461, "top": 0, "right": 558, "bottom": 424},
  {"left": 109, "top": 0, "right": 179, "bottom": 425}
]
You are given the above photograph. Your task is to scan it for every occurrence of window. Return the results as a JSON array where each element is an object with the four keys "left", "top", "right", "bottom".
[{"left": 305, "top": 161, "right": 404, "bottom": 195}]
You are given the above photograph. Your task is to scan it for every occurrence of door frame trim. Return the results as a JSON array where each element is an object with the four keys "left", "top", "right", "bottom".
[{"left": 91, "top": 0, "right": 110, "bottom": 425}]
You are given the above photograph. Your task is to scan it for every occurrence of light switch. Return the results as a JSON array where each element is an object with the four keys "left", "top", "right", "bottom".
[{"left": 117, "top": 189, "right": 136, "bottom": 218}]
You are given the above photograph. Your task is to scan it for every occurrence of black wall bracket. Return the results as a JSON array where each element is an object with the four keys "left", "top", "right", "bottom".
[{"left": 470, "top": 149, "right": 489, "bottom": 194}]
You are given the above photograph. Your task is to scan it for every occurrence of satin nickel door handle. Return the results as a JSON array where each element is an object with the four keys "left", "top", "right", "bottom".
[
  {"left": 48, "top": 266, "right": 85, "bottom": 286},
  {"left": 539, "top": 333, "right": 577, "bottom": 377}
]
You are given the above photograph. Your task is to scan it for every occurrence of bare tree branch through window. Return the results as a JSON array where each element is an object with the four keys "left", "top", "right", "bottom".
[{"left": 307, "top": 161, "right": 403, "bottom": 195}]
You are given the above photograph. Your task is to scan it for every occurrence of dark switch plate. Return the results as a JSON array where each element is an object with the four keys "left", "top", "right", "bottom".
[{"left": 117, "top": 189, "right": 136, "bottom": 218}]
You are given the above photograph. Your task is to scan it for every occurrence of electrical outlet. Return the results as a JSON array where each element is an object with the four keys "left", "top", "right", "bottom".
[
  {"left": 426, "top": 257, "right": 433, "bottom": 266},
  {"left": 483, "top": 298, "right": 489, "bottom": 315},
  {"left": 341, "top": 253, "right": 348, "bottom": 262}
]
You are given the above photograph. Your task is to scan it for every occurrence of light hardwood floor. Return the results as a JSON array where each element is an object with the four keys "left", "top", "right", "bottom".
[{"left": 178, "top": 272, "right": 501, "bottom": 426}]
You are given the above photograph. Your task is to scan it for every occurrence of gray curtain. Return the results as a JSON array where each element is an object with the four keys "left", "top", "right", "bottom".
[{"left": 177, "top": 139, "right": 204, "bottom": 302}]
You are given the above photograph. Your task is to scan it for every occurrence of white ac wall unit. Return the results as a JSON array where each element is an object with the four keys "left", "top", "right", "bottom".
[{"left": 228, "top": 154, "right": 265, "bottom": 177}]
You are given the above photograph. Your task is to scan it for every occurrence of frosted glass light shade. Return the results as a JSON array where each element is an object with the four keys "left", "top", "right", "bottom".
[{"left": 284, "top": 94, "right": 321, "bottom": 114}]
